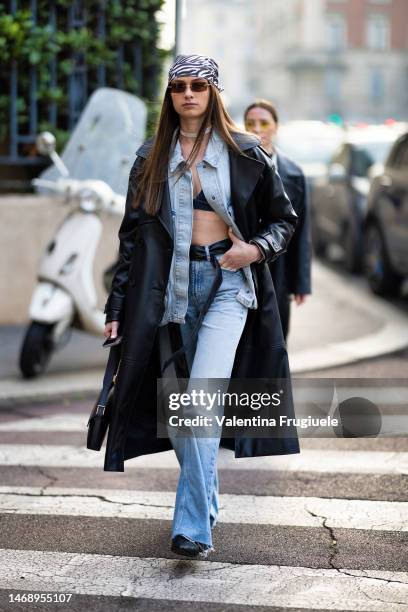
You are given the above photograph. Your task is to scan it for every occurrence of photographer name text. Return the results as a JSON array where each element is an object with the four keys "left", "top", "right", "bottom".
[{"left": 168, "top": 415, "right": 339, "bottom": 428}]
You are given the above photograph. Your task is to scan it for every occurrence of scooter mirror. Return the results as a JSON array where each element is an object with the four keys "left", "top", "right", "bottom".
[{"left": 36, "top": 131, "right": 56, "bottom": 156}]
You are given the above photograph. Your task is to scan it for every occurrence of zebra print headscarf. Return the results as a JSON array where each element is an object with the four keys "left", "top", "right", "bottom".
[{"left": 168, "top": 54, "right": 224, "bottom": 92}]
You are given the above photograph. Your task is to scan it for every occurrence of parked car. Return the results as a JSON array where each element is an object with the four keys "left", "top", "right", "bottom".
[
  {"left": 275, "top": 121, "right": 344, "bottom": 186},
  {"left": 363, "top": 131, "right": 408, "bottom": 296},
  {"left": 310, "top": 126, "right": 403, "bottom": 273}
]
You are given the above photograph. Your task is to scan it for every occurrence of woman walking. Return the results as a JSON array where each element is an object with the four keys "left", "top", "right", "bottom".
[
  {"left": 102, "top": 54, "right": 299, "bottom": 558},
  {"left": 244, "top": 100, "right": 312, "bottom": 339}
]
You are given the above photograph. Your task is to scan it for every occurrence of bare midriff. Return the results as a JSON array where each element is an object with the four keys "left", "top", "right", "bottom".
[
  {"left": 191, "top": 210, "right": 229, "bottom": 246},
  {"left": 183, "top": 140, "right": 229, "bottom": 246}
]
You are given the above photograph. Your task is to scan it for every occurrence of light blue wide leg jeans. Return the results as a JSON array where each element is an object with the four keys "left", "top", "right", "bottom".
[{"left": 167, "top": 256, "right": 248, "bottom": 547}]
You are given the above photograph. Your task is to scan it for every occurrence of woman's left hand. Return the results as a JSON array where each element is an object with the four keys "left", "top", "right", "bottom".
[
  {"left": 219, "top": 227, "right": 262, "bottom": 271},
  {"left": 293, "top": 294, "right": 307, "bottom": 306}
]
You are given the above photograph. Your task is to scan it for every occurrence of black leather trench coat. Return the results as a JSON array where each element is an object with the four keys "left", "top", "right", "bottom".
[{"left": 102, "top": 132, "right": 300, "bottom": 472}]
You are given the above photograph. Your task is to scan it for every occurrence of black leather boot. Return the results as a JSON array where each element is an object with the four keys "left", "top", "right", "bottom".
[{"left": 171, "top": 535, "right": 213, "bottom": 558}]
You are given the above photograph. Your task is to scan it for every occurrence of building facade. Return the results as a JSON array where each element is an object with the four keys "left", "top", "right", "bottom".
[
  {"left": 180, "top": 0, "right": 408, "bottom": 122},
  {"left": 179, "top": 0, "right": 257, "bottom": 120}
]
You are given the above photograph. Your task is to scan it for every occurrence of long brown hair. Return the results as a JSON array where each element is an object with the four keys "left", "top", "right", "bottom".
[{"left": 133, "top": 85, "right": 247, "bottom": 215}]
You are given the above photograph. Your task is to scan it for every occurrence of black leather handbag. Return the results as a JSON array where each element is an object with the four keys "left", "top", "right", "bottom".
[{"left": 87, "top": 339, "right": 122, "bottom": 451}]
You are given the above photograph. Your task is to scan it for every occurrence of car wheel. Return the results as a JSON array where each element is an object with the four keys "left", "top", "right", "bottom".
[{"left": 363, "top": 222, "right": 402, "bottom": 296}]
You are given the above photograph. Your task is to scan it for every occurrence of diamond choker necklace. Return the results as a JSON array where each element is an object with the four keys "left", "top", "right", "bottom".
[{"left": 180, "top": 126, "right": 212, "bottom": 138}]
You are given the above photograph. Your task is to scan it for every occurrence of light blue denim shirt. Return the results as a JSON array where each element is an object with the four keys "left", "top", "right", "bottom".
[{"left": 159, "top": 128, "right": 258, "bottom": 326}]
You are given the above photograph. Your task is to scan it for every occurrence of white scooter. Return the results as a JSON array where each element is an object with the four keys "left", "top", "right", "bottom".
[{"left": 19, "top": 131, "right": 125, "bottom": 378}]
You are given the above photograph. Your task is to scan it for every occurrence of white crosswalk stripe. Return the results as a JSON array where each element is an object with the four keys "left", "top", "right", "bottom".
[
  {"left": 1, "top": 549, "right": 407, "bottom": 611},
  {"left": 0, "top": 414, "right": 87, "bottom": 431},
  {"left": 0, "top": 443, "right": 407, "bottom": 473},
  {"left": 0, "top": 408, "right": 407, "bottom": 611},
  {"left": 0, "top": 486, "right": 406, "bottom": 530}
]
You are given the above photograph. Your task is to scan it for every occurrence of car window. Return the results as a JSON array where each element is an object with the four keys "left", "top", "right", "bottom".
[
  {"left": 352, "top": 148, "right": 376, "bottom": 177},
  {"left": 352, "top": 140, "right": 394, "bottom": 177}
]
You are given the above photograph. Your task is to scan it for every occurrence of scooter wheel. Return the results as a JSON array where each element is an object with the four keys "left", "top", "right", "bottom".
[{"left": 19, "top": 322, "right": 55, "bottom": 379}]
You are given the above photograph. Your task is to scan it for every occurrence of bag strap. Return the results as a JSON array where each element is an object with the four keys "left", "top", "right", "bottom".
[{"left": 92, "top": 343, "right": 122, "bottom": 418}]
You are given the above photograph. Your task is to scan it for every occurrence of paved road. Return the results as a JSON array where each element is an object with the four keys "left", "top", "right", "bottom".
[
  {"left": 0, "top": 374, "right": 406, "bottom": 611},
  {"left": 0, "top": 259, "right": 407, "bottom": 610}
]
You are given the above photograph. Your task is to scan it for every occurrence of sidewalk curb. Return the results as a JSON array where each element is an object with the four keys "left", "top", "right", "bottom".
[
  {"left": 0, "top": 371, "right": 102, "bottom": 407},
  {"left": 289, "top": 262, "right": 408, "bottom": 373}
]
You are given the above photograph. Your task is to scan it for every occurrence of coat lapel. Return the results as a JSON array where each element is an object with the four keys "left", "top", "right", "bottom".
[
  {"left": 229, "top": 146, "right": 264, "bottom": 240},
  {"left": 157, "top": 180, "right": 174, "bottom": 243},
  {"left": 135, "top": 140, "right": 174, "bottom": 243},
  {"left": 277, "top": 154, "right": 287, "bottom": 181}
]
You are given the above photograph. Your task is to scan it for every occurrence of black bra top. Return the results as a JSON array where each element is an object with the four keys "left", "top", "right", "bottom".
[{"left": 193, "top": 190, "right": 213, "bottom": 212}]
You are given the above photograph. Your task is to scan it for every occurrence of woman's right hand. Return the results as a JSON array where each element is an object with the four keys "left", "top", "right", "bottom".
[{"left": 104, "top": 320, "right": 119, "bottom": 339}]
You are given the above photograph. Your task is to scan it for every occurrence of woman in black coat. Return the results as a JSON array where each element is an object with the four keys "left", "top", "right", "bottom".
[
  {"left": 244, "top": 99, "right": 312, "bottom": 339},
  {"left": 101, "top": 55, "right": 299, "bottom": 558}
]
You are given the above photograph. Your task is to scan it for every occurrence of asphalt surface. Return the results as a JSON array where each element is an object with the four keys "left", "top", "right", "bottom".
[
  {"left": 0, "top": 326, "right": 106, "bottom": 380},
  {"left": 0, "top": 381, "right": 406, "bottom": 610}
]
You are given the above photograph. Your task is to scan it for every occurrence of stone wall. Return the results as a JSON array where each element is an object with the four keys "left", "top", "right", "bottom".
[{"left": 0, "top": 195, "right": 120, "bottom": 324}]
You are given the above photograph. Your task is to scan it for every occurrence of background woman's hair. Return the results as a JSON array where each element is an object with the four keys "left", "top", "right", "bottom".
[
  {"left": 132, "top": 85, "right": 246, "bottom": 215},
  {"left": 244, "top": 99, "right": 279, "bottom": 124}
]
